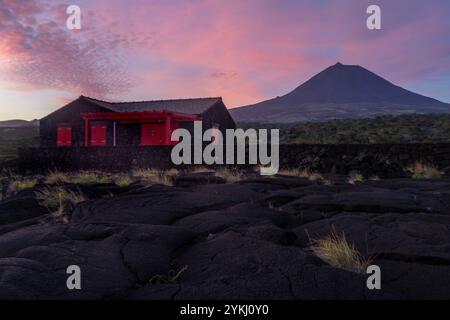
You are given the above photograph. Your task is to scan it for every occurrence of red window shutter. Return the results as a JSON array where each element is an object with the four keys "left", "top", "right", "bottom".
[
  {"left": 91, "top": 125, "right": 107, "bottom": 146},
  {"left": 57, "top": 126, "right": 72, "bottom": 147},
  {"left": 141, "top": 123, "right": 164, "bottom": 146}
]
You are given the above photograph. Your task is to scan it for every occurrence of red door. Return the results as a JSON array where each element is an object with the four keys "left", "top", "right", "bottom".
[
  {"left": 91, "top": 125, "right": 107, "bottom": 146},
  {"left": 141, "top": 123, "right": 163, "bottom": 146},
  {"left": 57, "top": 126, "right": 72, "bottom": 147}
]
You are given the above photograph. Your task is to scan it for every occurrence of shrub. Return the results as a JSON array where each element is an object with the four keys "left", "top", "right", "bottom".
[
  {"left": 310, "top": 229, "right": 374, "bottom": 274},
  {"left": 408, "top": 162, "right": 442, "bottom": 179}
]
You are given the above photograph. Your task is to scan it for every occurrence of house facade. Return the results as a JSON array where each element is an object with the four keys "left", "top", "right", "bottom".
[{"left": 40, "top": 96, "right": 236, "bottom": 148}]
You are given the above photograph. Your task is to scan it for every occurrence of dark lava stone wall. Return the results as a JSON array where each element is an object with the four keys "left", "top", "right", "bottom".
[
  {"left": 15, "top": 143, "right": 450, "bottom": 175},
  {"left": 279, "top": 144, "right": 450, "bottom": 178}
]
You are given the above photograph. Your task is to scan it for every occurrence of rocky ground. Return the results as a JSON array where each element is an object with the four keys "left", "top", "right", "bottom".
[{"left": 1, "top": 172, "right": 450, "bottom": 300}]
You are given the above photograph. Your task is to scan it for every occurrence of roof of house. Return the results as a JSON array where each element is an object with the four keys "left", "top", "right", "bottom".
[{"left": 81, "top": 95, "right": 222, "bottom": 115}]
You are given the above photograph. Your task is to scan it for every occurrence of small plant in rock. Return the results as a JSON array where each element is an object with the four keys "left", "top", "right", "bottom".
[
  {"left": 310, "top": 229, "right": 374, "bottom": 274},
  {"left": 347, "top": 171, "right": 364, "bottom": 184},
  {"left": 408, "top": 162, "right": 442, "bottom": 179},
  {"left": 149, "top": 265, "right": 189, "bottom": 284}
]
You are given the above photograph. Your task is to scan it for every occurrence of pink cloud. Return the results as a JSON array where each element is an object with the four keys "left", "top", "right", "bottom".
[{"left": 1, "top": 0, "right": 450, "bottom": 112}]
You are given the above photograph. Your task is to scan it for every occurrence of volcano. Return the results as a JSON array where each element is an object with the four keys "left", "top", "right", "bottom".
[{"left": 230, "top": 62, "right": 450, "bottom": 123}]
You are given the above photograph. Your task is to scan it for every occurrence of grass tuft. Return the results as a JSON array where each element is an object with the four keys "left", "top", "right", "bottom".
[
  {"left": 45, "top": 171, "right": 69, "bottom": 184},
  {"left": 149, "top": 265, "right": 189, "bottom": 284},
  {"left": 133, "top": 168, "right": 175, "bottom": 186},
  {"left": 408, "top": 162, "right": 442, "bottom": 179},
  {"left": 35, "top": 186, "right": 86, "bottom": 210},
  {"left": 8, "top": 177, "right": 37, "bottom": 194},
  {"left": 347, "top": 171, "right": 364, "bottom": 184},
  {"left": 114, "top": 174, "right": 133, "bottom": 187},
  {"left": 278, "top": 168, "right": 324, "bottom": 181},
  {"left": 214, "top": 168, "right": 246, "bottom": 183},
  {"left": 310, "top": 229, "right": 374, "bottom": 274},
  {"left": 70, "top": 171, "right": 111, "bottom": 184}
]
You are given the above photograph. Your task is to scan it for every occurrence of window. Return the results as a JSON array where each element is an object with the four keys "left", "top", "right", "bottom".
[
  {"left": 91, "top": 125, "right": 107, "bottom": 146},
  {"left": 57, "top": 126, "right": 72, "bottom": 147}
]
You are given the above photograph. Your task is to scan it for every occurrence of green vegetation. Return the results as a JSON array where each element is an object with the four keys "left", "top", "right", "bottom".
[
  {"left": 283, "top": 114, "right": 450, "bottom": 144},
  {"left": 0, "top": 127, "right": 39, "bottom": 161},
  {"left": 241, "top": 114, "right": 450, "bottom": 144}
]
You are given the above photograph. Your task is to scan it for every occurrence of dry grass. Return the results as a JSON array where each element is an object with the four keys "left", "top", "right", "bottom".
[
  {"left": 278, "top": 168, "right": 324, "bottom": 181},
  {"left": 133, "top": 168, "right": 176, "bottom": 186},
  {"left": 114, "top": 174, "right": 133, "bottom": 187},
  {"left": 347, "top": 171, "right": 364, "bottom": 184},
  {"left": 70, "top": 171, "right": 111, "bottom": 184},
  {"left": 7, "top": 177, "right": 37, "bottom": 194},
  {"left": 35, "top": 186, "right": 86, "bottom": 210},
  {"left": 45, "top": 171, "right": 70, "bottom": 184},
  {"left": 190, "top": 166, "right": 214, "bottom": 173},
  {"left": 310, "top": 229, "right": 374, "bottom": 274},
  {"left": 149, "top": 265, "right": 189, "bottom": 284},
  {"left": 408, "top": 162, "right": 442, "bottom": 179},
  {"left": 214, "top": 168, "right": 246, "bottom": 183}
]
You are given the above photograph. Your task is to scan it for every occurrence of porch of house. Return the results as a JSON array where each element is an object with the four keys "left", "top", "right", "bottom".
[{"left": 77, "top": 111, "right": 201, "bottom": 147}]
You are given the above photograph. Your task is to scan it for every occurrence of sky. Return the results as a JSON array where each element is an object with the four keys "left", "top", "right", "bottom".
[{"left": 0, "top": 0, "right": 450, "bottom": 120}]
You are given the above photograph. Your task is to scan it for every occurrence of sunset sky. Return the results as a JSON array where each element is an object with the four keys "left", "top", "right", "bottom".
[{"left": 1, "top": 0, "right": 450, "bottom": 120}]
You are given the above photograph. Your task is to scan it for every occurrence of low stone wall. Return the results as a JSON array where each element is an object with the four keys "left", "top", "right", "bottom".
[
  {"left": 17, "top": 147, "right": 174, "bottom": 172},
  {"left": 278, "top": 144, "right": 450, "bottom": 177},
  {"left": 15, "top": 143, "right": 450, "bottom": 175}
]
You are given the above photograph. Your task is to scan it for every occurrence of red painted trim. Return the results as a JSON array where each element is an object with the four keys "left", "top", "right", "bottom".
[
  {"left": 84, "top": 118, "right": 89, "bottom": 147},
  {"left": 81, "top": 110, "right": 201, "bottom": 122},
  {"left": 164, "top": 114, "right": 171, "bottom": 145}
]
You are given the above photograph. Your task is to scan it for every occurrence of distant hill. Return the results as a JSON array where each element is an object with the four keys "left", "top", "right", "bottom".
[
  {"left": 231, "top": 63, "right": 450, "bottom": 123},
  {"left": 0, "top": 119, "right": 39, "bottom": 128}
]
